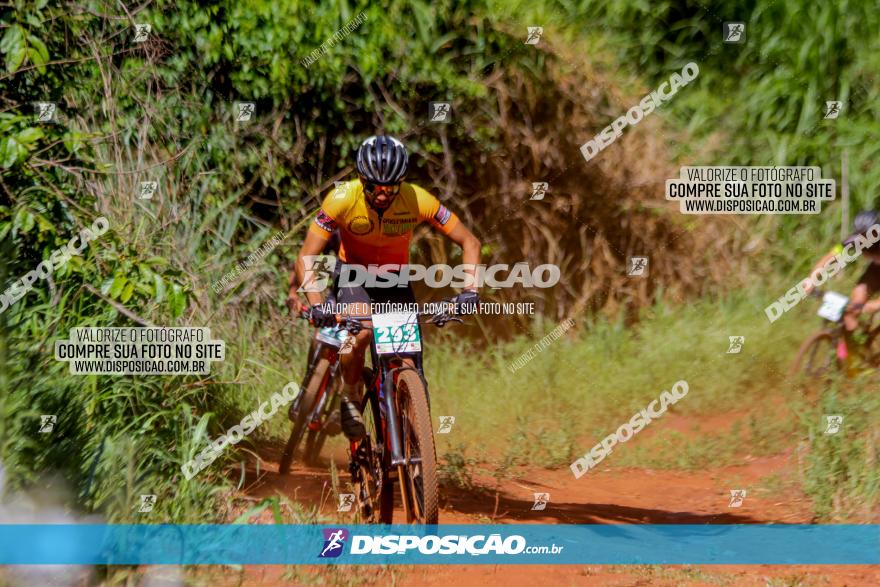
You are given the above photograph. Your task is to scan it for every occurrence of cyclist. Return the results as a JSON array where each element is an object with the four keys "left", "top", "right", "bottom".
[
  {"left": 807, "top": 210, "right": 880, "bottom": 336},
  {"left": 286, "top": 229, "right": 341, "bottom": 430},
  {"left": 287, "top": 135, "right": 481, "bottom": 441}
]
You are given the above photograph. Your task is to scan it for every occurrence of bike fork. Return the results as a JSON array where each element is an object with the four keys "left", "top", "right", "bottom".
[
  {"left": 382, "top": 370, "right": 417, "bottom": 521},
  {"left": 309, "top": 374, "right": 332, "bottom": 428}
]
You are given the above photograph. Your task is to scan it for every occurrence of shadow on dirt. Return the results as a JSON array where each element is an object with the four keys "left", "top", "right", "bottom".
[{"left": 238, "top": 441, "right": 777, "bottom": 525}]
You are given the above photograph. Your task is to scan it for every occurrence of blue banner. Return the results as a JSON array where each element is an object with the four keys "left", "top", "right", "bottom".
[{"left": 1, "top": 524, "right": 877, "bottom": 565}]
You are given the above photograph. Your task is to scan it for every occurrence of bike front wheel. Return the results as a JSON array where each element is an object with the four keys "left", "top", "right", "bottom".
[
  {"left": 792, "top": 330, "right": 839, "bottom": 379},
  {"left": 304, "top": 374, "right": 341, "bottom": 465},
  {"left": 395, "top": 370, "right": 439, "bottom": 524},
  {"left": 279, "top": 357, "right": 330, "bottom": 475}
]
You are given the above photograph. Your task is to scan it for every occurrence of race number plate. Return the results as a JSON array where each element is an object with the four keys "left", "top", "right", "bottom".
[
  {"left": 372, "top": 312, "right": 421, "bottom": 354},
  {"left": 817, "top": 291, "right": 848, "bottom": 322},
  {"left": 316, "top": 325, "right": 349, "bottom": 347}
]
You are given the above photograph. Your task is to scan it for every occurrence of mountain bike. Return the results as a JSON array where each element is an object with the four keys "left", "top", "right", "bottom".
[
  {"left": 792, "top": 289, "right": 880, "bottom": 377},
  {"left": 279, "top": 323, "right": 351, "bottom": 473},
  {"left": 331, "top": 301, "right": 462, "bottom": 524}
]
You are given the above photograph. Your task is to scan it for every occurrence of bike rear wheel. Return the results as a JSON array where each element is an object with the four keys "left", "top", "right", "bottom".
[
  {"left": 279, "top": 357, "right": 330, "bottom": 475},
  {"left": 395, "top": 370, "right": 439, "bottom": 524},
  {"left": 792, "top": 330, "right": 839, "bottom": 379}
]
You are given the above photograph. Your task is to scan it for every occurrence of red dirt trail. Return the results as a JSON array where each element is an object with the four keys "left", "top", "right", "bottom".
[{"left": 209, "top": 422, "right": 878, "bottom": 587}]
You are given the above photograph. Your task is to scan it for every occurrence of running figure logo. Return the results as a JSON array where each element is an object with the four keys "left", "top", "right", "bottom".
[
  {"left": 319, "top": 528, "right": 349, "bottom": 558},
  {"left": 627, "top": 256, "right": 648, "bottom": 277},
  {"left": 139, "top": 181, "right": 158, "bottom": 199},
  {"left": 429, "top": 102, "right": 451, "bottom": 123},
  {"left": 338, "top": 334, "right": 355, "bottom": 355},
  {"left": 298, "top": 255, "right": 337, "bottom": 293},
  {"left": 525, "top": 27, "right": 544, "bottom": 45},
  {"left": 237, "top": 102, "right": 255, "bottom": 122},
  {"left": 728, "top": 489, "right": 747, "bottom": 508},
  {"left": 38, "top": 415, "right": 56, "bottom": 433},
  {"left": 723, "top": 22, "right": 745, "bottom": 43},
  {"left": 333, "top": 181, "right": 347, "bottom": 199},
  {"left": 138, "top": 494, "right": 157, "bottom": 513},
  {"left": 133, "top": 24, "right": 151, "bottom": 43},
  {"left": 337, "top": 494, "right": 355, "bottom": 512},
  {"left": 530, "top": 182, "right": 548, "bottom": 201},
  {"left": 437, "top": 416, "right": 455, "bottom": 434},
  {"left": 824, "top": 101, "right": 842, "bottom": 119},
  {"left": 727, "top": 336, "right": 745, "bottom": 354},
  {"left": 531, "top": 492, "right": 550, "bottom": 511},
  {"left": 36, "top": 102, "right": 56, "bottom": 122},
  {"left": 823, "top": 415, "right": 843, "bottom": 435}
]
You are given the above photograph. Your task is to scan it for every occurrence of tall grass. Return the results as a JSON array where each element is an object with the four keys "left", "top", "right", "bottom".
[
  {"left": 800, "top": 381, "right": 879, "bottom": 521},
  {"left": 429, "top": 286, "right": 804, "bottom": 463},
  {"left": 3, "top": 0, "right": 878, "bottom": 528}
]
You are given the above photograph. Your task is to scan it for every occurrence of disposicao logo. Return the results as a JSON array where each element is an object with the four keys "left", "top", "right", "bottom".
[{"left": 319, "top": 528, "right": 349, "bottom": 558}]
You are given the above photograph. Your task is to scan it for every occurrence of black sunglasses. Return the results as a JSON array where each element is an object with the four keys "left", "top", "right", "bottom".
[{"left": 362, "top": 180, "right": 401, "bottom": 195}]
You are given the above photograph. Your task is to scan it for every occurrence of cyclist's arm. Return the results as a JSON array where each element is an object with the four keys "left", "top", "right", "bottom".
[
  {"left": 844, "top": 283, "right": 870, "bottom": 331},
  {"left": 863, "top": 297, "right": 880, "bottom": 314},
  {"left": 290, "top": 191, "right": 346, "bottom": 312},
  {"left": 290, "top": 229, "right": 331, "bottom": 310},
  {"left": 805, "top": 247, "right": 841, "bottom": 293},
  {"left": 443, "top": 222, "right": 482, "bottom": 291}
]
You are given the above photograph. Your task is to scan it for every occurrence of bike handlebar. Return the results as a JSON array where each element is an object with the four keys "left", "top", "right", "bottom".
[
  {"left": 298, "top": 298, "right": 466, "bottom": 333},
  {"left": 807, "top": 288, "right": 864, "bottom": 312}
]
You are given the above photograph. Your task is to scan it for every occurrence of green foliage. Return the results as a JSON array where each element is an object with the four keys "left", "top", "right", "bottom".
[
  {"left": 439, "top": 443, "right": 476, "bottom": 490},
  {"left": 800, "top": 383, "right": 879, "bottom": 521},
  {"left": 431, "top": 286, "right": 812, "bottom": 464},
  {"left": 2, "top": 0, "right": 878, "bottom": 526}
]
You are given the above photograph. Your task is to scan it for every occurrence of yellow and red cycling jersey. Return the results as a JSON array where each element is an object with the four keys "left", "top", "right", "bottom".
[{"left": 308, "top": 180, "right": 460, "bottom": 265}]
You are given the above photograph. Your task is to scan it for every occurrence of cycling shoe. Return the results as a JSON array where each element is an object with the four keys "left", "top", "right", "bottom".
[{"left": 340, "top": 398, "right": 365, "bottom": 441}]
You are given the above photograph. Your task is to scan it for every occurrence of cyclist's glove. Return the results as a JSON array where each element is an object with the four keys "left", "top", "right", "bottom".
[
  {"left": 308, "top": 305, "right": 336, "bottom": 327},
  {"left": 453, "top": 290, "right": 479, "bottom": 315}
]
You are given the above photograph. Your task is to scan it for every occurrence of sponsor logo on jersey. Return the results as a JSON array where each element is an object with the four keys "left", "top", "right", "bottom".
[
  {"left": 315, "top": 209, "right": 338, "bottom": 232},
  {"left": 382, "top": 217, "right": 417, "bottom": 236},
  {"left": 348, "top": 215, "right": 374, "bottom": 235},
  {"left": 434, "top": 205, "right": 452, "bottom": 226}
]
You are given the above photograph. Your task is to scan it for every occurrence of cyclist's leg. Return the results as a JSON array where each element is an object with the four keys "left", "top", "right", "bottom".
[
  {"left": 336, "top": 283, "right": 372, "bottom": 440},
  {"left": 844, "top": 283, "right": 869, "bottom": 333},
  {"left": 846, "top": 266, "right": 880, "bottom": 358},
  {"left": 335, "top": 279, "right": 419, "bottom": 439}
]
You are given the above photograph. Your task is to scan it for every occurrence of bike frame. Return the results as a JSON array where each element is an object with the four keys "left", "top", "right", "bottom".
[
  {"left": 797, "top": 289, "right": 880, "bottom": 375},
  {"left": 367, "top": 344, "right": 428, "bottom": 469},
  {"left": 355, "top": 311, "right": 448, "bottom": 523},
  {"left": 304, "top": 303, "right": 459, "bottom": 522},
  {"left": 293, "top": 334, "right": 342, "bottom": 428}
]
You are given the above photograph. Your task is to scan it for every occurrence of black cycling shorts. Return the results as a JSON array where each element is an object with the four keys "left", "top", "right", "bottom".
[{"left": 331, "top": 271, "right": 417, "bottom": 314}]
